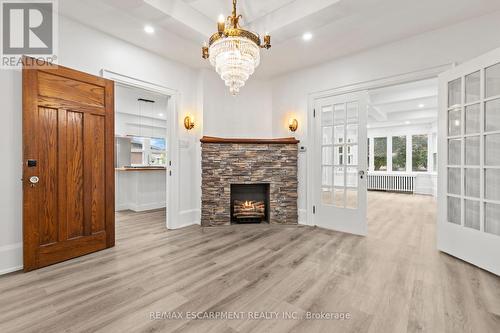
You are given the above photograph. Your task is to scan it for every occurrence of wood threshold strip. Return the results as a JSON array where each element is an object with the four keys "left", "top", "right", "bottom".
[{"left": 200, "top": 136, "right": 300, "bottom": 144}]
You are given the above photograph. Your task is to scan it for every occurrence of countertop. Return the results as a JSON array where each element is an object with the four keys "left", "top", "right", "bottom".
[{"left": 115, "top": 167, "right": 166, "bottom": 172}]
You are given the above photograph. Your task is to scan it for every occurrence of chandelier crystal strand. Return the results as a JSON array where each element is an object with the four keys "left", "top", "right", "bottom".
[
  {"left": 209, "top": 37, "right": 260, "bottom": 95},
  {"left": 201, "top": 0, "right": 270, "bottom": 95}
]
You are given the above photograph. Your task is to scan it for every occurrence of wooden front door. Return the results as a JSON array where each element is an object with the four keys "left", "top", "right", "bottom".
[{"left": 23, "top": 58, "right": 115, "bottom": 272}]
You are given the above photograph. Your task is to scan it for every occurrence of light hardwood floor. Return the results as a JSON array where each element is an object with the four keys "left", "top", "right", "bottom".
[{"left": 1, "top": 192, "right": 499, "bottom": 333}]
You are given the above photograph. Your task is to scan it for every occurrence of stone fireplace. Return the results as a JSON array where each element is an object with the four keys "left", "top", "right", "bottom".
[{"left": 201, "top": 136, "right": 299, "bottom": 226}]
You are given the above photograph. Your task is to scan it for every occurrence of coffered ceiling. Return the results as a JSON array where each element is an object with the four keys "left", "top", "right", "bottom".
[
  {"left": 59, "top": 0, "right": 500, "bottom": 78},
  {"left": 367, "top": 78, "right": 438, "bottom": 128}
]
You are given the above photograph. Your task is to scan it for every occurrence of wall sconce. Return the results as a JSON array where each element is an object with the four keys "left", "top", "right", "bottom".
[
  {"left": 184, "top": 116, "right": 195, "bottom": 130},
  {"left": 288, "top": 118, "right": 298, "bottom": 132}
]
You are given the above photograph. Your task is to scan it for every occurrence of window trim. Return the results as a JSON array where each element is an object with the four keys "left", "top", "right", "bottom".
[{"left": 368, "top": 133, "right": 434, "bottom": 174}]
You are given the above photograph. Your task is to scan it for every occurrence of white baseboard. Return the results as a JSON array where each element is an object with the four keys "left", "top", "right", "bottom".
[
  {"left": 298, "top": 209, "right": 310, "bottom": 225},
  {"left": 115, "top": 203, "right": 129, "bottom": 211},
  {"left": 172, "top": 209, "right": 200, "bottom": 229},
  {"left": 168, "top": 221, "right": 198, "bottom": 230},
  {"left": 116, "top": 202, "right": 166, "bottom": 212},
  {"left": 0, "top": 243, "right": 23, "bottom": 275}
]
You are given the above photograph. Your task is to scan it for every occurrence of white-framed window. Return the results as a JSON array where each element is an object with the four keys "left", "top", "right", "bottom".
[{"left": 368, "top": 134, "right": 433, "bottom": 173}]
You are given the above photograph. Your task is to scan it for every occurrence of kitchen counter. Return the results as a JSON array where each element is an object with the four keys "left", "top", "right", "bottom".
[
  {"left": 115, "top": 167, "right": 166, "bottom": 172},
  {"left": 115, "top": 167, "right": 166, "bottom": 212}
]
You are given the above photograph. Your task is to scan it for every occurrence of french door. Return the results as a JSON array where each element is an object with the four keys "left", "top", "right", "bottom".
[
  {"left": 438, "top": 47, "right": 500, "bottom": 276},
  {"left": 313, "top": 92, "right": 368, "bottom": 235}
]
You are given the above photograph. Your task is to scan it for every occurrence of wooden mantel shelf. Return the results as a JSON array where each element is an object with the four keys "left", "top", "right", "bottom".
[{"left": 200, "top": 136, "right": 300, "bottom": 144}]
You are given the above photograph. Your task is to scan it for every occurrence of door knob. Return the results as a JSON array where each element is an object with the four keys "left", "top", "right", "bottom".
[{"left": 29, "top": 176, "right": 39, "bottom": 187}]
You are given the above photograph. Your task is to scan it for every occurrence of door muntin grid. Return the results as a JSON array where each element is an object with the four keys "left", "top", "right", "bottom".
[
  {"left": 446, "top": 62, "right": 500, "bottom": 236},
  {"left": 321, "top": 101, "right": 359, "bottom": 208}
]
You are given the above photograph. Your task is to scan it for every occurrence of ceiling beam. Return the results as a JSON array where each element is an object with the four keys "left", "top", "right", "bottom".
[
  {"left": 368, "top": 118, "right": 437, "bottom": 129},
  {"left": 368, "top": 105, "right": 387, "bottom": 122},
  {"left": 370, "top": 94, "right": 438, "bottom": 107},
  {"left": 144, "top": 0, "right": 215, "bottom": 38},
  {"left": 248, "top": 0, "right": 342, "bottom": 37},
  {"left": 385, "top": 109, "right": 438, "bottom": 121}
]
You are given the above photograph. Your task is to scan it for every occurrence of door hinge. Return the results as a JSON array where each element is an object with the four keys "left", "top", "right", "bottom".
[
  {"left": 313, "top": 205, "right": 316, "bottom": 214},
  {"left": 313, "top": 109, "right": 316, "bottom": 118}
]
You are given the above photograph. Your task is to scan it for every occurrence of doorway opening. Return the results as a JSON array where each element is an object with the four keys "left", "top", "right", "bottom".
[
  {"left": 309, "top": 68, "right": 447, "bottom": 236},
  {"left": 114, "top": 83, "right": 169, "bottom": 230},
  {"left": 367, "top": 78, "right": 438, "bottom": 196},
  {"left": 365, "top": 77, "right": 439, "bottom": 232}
]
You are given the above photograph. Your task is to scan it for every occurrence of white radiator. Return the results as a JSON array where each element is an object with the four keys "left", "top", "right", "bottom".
[{"left": 367, "top": 174, "right": 415, "bottom": 193}]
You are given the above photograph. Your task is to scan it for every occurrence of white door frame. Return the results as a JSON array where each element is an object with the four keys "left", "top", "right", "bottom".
[
  {"left": 307, "top": 64, "right": 453, "bottom": 228},
  {"left": 101, "top": 69, "right": 180, "bottom": 230}
]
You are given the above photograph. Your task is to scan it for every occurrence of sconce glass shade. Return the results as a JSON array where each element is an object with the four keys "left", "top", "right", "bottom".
[
  {"left": 184, "top": 116, "right": 195, "bottom": 130},
  {"left": 289, "top": 118, "right": 298, "bottom": 132}
]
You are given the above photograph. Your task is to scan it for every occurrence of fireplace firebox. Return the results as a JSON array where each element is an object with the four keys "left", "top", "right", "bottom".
[{"left": 230, "top": 184, "right": 270, "bottom": 224}]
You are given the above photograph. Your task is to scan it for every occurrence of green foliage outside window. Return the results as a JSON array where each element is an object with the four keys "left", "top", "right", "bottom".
[
  {"left": 374, "top": 137, "right": 387, "bottom": 171},
  {"left": 412, "top": 135, "right": 428, "bottom": 172},
  {"left": 392, "top": 136, "right": 406, "bottom": 171}
]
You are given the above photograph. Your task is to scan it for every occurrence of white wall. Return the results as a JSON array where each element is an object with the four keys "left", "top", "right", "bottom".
[
  {"left": 271, "top": 11, "right": 500, "bottom": 223},
  {"left": 201, "top": 69, "right": 273, "bottom": 138},
  {"left": 0, "top": 69, "right": 22, "bottom": 274},
  {"left": 0, "top": 16, "right": 203, "bottom": 274}
]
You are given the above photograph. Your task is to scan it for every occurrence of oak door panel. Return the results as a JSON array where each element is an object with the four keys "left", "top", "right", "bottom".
[
  {"left": 88, "top": 115, "right": 106, "bottom": 234},
  {"left": 37, "top": 71, "right": 105, "bottom": 108},
  {"left": 38, "top": 233, "right": 107, "bottom": 268},
  {"left": 23, "top": 58, "right": 114, "bottom": 272},
  {"left": 37, "top": 107, "right": 58, "bottom": 246},
  {"left": 66, "top": 111, "right": 85, "bottom": 239}
]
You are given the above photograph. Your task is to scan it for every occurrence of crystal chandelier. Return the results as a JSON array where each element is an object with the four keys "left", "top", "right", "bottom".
[{"left": 202, "top": 0, "right": 271, "bottom": 95}]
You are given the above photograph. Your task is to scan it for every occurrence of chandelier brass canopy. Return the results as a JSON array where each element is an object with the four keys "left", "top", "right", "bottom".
[{"left": 201, "top": 0, "right": 271, "bottom": 95}]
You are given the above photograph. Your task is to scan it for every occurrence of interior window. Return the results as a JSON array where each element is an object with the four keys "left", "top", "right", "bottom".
[{"left": 130, "top": 136, "right": 167, "bottom": 166}]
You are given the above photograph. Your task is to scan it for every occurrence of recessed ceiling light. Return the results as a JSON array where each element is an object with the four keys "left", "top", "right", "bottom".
[
  {"left": 144, "top": 25, "right": 155, "bottom": 34},
  {"left": 302, "top": 32, "right": 313, "bottom": 41},
  {"left": 418, "top": 104, "right": 425, "bottom": 108}
]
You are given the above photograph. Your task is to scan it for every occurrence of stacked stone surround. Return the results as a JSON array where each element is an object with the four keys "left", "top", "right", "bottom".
[{"left": 201, "top": 139, "right": 299, "bottom": 226}]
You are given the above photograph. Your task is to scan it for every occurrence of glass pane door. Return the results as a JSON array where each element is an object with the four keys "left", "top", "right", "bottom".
[
  {"left": 315, "top": 92, "right": 367, "bottom": 236},
  {"left": 445, "top": 65, "right": 500, "bottom": 235},
  {"left": 439, "top": 47, "right": 500, "bottom": 276}
]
